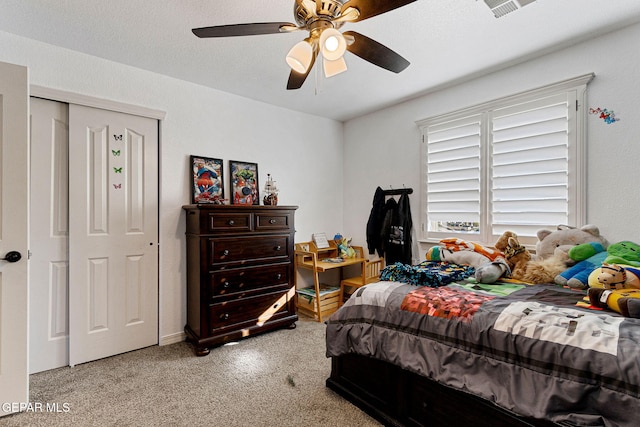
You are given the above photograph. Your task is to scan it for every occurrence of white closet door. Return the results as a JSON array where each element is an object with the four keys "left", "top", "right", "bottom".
[
  {"left": 68, "top": 104, "right": 158, "bottom": 366},
  {"left": 29, "top": 98, "right": 70, "bottom": 374},
  {"left": 0, "top": 61, "right": 29, "bottom": 416}
]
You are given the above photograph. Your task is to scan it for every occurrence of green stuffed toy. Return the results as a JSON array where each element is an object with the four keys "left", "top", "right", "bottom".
[
  {"left": 603, "top": 241, "right": 640, "bottom": 266},
  {"left": 555, "top": 242, "right": 607, "bottom": 289}
]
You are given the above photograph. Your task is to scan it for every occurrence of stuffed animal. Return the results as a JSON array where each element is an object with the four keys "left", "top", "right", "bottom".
[
  {"left": 427, "top": 246, "right": 491, "bottom": 267},
  {"left": 586, "top": 241, "right": 640, "bottom": 288},
  {"left": 588, "top": 287, "right": 640, "bottom": 318},
  {"left": 596, "top": 263, "right": 640, "bottom": 290},
  {"left": 426, "top": 238, "right": 509, "bottom": 283},
  {"left": 603, "top": 241, "right": 640, "bottom": 266},
  {"left": 474, "top": 259, "right": 510, "bottom": 284},
  {"left": 503, "top": 236, "right": 531, "bottom": 280},
  {"left": 515, "top": 225, "right": 608, "bottom": 285},
  {"left": 555, "top": 242, "right": 607, "bottom": 289},
  {"left": 520, "top": 251, "right": 571, "bottom": 284},
  {"left": 534, "top": 224, "right": 608, "bottom": 259},
  {"left": 474, "top": 231, "right": 525, "bottom": 283},
  {"left": 338, "top": 237, "right": 356, "bottom": 258},
  {"left": 493, "top": 231, "right": 516, "bottom": 253}
]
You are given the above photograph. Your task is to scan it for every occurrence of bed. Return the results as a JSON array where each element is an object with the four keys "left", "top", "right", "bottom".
[{"left": 325, "top": 262, "right": 640, "bottom": 427}]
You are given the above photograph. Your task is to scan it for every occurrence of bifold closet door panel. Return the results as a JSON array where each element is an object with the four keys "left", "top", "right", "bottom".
[
  {"left": 68, "top": 104, "right": 159, "bottom": 367},
  {"left": 29, "top": 97, "right": 70, "bottom": 374}
]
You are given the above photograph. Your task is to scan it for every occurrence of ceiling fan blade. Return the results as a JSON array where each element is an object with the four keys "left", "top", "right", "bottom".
[
  {"left": 287, "top": 50, "right": 318, "bottom": 90},
  {"left": 192, "top": 22, "right": 296, "bottom": 38},
  {"left": 340, "top": 0, "right": 417, "bottom": 22},
  {"left": 344, "top": 31, "right": 410, "bottom": 73}
]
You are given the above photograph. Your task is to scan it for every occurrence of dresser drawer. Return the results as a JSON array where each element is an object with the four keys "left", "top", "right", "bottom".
[
  {"left": 209, "top": 263, "right": 290, "bottom": 300},
  {"left": 208, "top": 235, "right": 290, "bottom": 266},
  {"left": 208, "top": 289, "right": 295, "bottom": 333},
  {"left": 203, "top": 212, "right": 252, "bottom": 233},
  {"left": 254, "top": 211, "right": 293, "bottom": 231}
]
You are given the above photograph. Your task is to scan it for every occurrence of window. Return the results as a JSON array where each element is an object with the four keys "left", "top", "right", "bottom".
[{"left": 417, "top": 74, "right": 593, "bottom": 246}]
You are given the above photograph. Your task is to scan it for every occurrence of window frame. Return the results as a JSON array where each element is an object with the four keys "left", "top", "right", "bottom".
[{"left": 416, "top": 74, "right": 594, "bottom": 247}]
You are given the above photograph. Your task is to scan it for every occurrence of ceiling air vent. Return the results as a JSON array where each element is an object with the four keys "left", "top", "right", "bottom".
[{"left": 483, "top": 0, "right": 536, "bottom": 18}]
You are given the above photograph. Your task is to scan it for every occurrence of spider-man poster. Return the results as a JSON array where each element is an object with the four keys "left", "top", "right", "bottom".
[{"left": 190, "top": 156, "right": 224, "bottom": 204}]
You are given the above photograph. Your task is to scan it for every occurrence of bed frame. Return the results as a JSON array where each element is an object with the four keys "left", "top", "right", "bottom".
[{"left": 326, "top": 353, "right": 564, "bottom": 427}]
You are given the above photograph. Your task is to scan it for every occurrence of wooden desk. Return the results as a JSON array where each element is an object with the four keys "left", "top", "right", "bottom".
[{"left": 295, "top": 241, "right": 365, "bottom": 322}]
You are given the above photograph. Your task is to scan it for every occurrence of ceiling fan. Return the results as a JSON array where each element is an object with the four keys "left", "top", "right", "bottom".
[{"left": 192, "top": 0, "right": 416, "bottom": 90}]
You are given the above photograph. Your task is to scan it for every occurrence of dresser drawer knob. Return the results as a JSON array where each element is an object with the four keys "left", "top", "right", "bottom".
[
  {"left": 220, "top": 313, "right": 230, "bottom": 321},
  {"left": 223, "top": 281, "right": 231, "bottom": 288},
  {"left": 228, "top": 219, "right": 235, "bottom": 226},
  {"left": 222, "top": 249, "right": 230, "bottom": 256},
  {"left": 275, "top": 245, "right": 282, "bottom": 251},
  {"left": 276, "top": 273, "right": 282, "bottom": 280},
  {"left": 269, "top": 219, "right": 276, "bottom": 224}
]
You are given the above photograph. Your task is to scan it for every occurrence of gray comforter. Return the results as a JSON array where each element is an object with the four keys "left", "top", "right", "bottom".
[{"left": 325, "top": 280, "right": 640, "bottom": 427}]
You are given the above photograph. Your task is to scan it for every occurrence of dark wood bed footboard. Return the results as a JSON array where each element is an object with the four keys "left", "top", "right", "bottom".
[{"left": 326, "top": 353, "right": 563, "bottom": 427}]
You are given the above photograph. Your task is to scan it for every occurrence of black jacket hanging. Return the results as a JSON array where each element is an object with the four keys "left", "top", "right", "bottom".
[
  {"left": 381, "top": 192, "right": 413, "bottom": 265},
  {"left": 366, "top": 186, "right": 386, "bottom": 256}
]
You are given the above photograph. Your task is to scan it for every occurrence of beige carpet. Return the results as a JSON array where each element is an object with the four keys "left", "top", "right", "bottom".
[{"left": 2, "top": 318, "right": 381, "bottom": 427}]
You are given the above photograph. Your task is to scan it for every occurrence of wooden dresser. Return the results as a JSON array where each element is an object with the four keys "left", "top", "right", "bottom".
[{"left": 183, "top": 204, "right": 298, "bottom": 356}]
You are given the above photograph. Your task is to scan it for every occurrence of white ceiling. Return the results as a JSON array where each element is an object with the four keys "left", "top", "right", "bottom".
[{"left": 2, "top": 0, "right": 640, "bottom": 121}]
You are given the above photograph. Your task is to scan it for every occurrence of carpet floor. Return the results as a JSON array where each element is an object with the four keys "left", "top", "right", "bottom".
[{"left": 2, "top": 318, "right": 381, "bottom": 427}]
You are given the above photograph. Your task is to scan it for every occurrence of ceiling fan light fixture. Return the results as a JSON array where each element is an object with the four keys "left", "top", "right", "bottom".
[
  {"left": 286, "top": 40, "right": 313, "bottom": 73},
  {"left": 323, "top": 56, "right": 347, "bottom": 78},
  {"left": 319, "top": 28, "right": 346, "bottom": 61}
]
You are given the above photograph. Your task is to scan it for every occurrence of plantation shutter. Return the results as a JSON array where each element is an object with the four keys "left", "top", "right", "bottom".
[
  {"left": 425, "top": 114, "right": 482, "bottom": 227},
  {"left": 418, "top": 74, "right": 590, "bottom": 245},
  {"left": 489, "top": 92, "right": 574, "bottom": 239}
]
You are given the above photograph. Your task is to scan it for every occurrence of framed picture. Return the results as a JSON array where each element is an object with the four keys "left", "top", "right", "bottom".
[
  {"left": 190, "top": 155, "right": 224, "bottom": 204},
  {"left": 229, "top": 160, "right": 259, "bottom": 205}
]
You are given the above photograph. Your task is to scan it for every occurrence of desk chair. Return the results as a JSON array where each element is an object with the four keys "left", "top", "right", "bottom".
[{"left": 339, "top": 256, "right": 384, "bottom": 307}]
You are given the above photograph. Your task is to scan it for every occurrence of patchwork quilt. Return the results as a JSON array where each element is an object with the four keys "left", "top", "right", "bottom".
[{"left": 326, "top": 278, "right": 640, "bottom": 427}]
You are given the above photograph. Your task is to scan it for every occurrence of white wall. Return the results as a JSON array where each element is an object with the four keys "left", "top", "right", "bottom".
[
  {"left": 0, "top": 30, "right": 344, "bottom": 344},
  {"left": 343, "top": 22, "right": 640, "bottom": 260}
]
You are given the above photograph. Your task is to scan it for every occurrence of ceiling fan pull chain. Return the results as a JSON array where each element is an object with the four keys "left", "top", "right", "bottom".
[{"left": 314, "top": 57, "right": 320, "bottom": 95}]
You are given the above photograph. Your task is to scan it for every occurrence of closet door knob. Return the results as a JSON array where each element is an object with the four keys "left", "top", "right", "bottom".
[{"left": 1, "top": 251, "right": 21, "bottom": 263}]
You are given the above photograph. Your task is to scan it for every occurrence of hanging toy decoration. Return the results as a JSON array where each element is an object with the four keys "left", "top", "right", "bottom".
[{"left": 589, "top": 107, "right": 620, "bottom": 124}]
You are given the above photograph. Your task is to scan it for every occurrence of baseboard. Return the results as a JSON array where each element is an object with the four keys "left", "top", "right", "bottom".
[{"left": 160, "top": 331, "right": 186, "bottom": 346}]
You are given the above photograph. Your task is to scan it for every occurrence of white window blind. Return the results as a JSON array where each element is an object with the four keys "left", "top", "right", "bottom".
[
  {"left": 425, "top": 114, "right": 482, "bottom": 226},
  {"left": 418, "top": 74, "right": 592, "bottom": 246},
  {"left": 490, "top": 93, "right": 573, "bottom": 238}
]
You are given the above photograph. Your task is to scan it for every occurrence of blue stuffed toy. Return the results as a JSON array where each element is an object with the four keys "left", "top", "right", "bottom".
[{"left": 555, "top": 242, "right": 607, "bottom": 289}]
